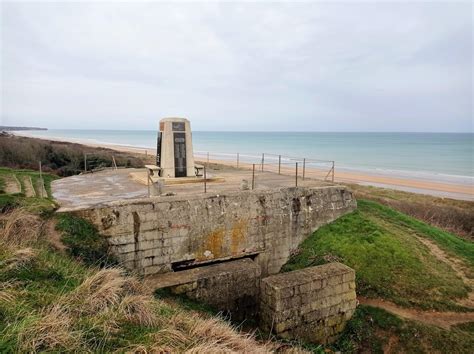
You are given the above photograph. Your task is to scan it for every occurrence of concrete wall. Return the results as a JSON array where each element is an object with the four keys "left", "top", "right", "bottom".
[
  {"left": 260, "top": 263, "right": 357, "bottom": 344},
  {"left": 70, "top": 186, "right": 356, "bottom": 276},
  {"left": 149, "top": 258, "right": 261, "bottom": 320}
]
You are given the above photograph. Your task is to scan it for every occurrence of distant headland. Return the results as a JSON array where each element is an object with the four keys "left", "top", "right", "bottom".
[{"left": 0, "top": 126, "right": 47, "bottom": 131}]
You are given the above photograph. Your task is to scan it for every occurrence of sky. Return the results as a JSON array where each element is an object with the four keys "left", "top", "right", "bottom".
[{"left": 1, "top": 1, "right": 472, "bottom": 132}]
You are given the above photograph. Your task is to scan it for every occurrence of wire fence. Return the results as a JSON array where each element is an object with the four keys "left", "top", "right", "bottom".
[
  {"left": 78, "top": 149, "right": 335, "bottom": 196},
  {"left": 194, "top": 151, "right": 335, "bottom": 184}
]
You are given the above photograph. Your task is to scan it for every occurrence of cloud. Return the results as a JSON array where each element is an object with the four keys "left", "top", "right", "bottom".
[{"left": 1, "top": 1, "right": 472, "bottom": 131}]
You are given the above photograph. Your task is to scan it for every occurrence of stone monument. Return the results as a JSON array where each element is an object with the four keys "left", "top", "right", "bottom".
[{"left": 156, "top": 117, "right": 196, "bottom": 178}]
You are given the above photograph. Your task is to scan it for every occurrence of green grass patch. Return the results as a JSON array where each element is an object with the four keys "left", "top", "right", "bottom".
[
  {"left": 0, "top": 168, "right": 58, "bottom": 214},
  {"left": 362, "top": 199, "right": 474, "bottom": 267},
  {"left": 283, "top": 200, "right": 473, "bottom": 311},
  {"left": 332, "top": 305, "right": 474, "bottom": 353},
  {"left": 55, "top": 213, "right": 117, "bottom": 267}
]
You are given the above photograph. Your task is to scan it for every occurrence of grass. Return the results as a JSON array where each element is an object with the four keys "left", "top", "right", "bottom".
[
  {"left": 0, "top": 208, "right": 275, "bottom": 353},
  {"left": 331, "top": 305, "right": 474, "bottom": 353},
  {"left": 55, "top": 213, "right": 117, "bottom": 267},
  {"left": 347, "top": 183, "right": 474, "bottom": 240},
  {"left": 283, "top": 199, "right": 473, "bottom": 311},
  {"left": 0, "top": 167, "right": 58, "bottom": 213}
]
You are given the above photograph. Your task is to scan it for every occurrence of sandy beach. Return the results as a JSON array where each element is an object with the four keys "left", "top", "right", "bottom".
[{"left": 13, "top": 132, "right": 474, "bottom": 201}]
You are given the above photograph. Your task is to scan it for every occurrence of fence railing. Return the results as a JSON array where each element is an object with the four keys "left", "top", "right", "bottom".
[
  {"left": 194, "top": 151, "right": 335, "bottom": 184},
  {"left": 79, "top": 149, "right": 336, "bottom": 195}
]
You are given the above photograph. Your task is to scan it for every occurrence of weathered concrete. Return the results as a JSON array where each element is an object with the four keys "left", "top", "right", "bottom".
[
  {"left": 148, "top": 258, "right": 261, "bottom": 320},
  {"left": 260, "top": 263, "right": 357, "bottom": 344},
  {"left": 158, "top": 117, "right": 196, "bottom": 178},
  {"left": 69, "top": 186, "right": 356, "bottom": 276},
  {"left": 52, "top": 165, "right": 333, "bottom": 211}
]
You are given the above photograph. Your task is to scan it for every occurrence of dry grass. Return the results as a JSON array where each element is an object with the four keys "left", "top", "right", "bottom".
[
  {"left": 150, "top": 312, "right": 273, "bottom": 353},
  {"left": 1, "top": 208, "right": 301, "bottom": 353},
  {"left": 18, "top": 304, "right": 80, "bottom": 352},
  {"left": 0, "top": 208, "right": 43, "bottom": 247},
  {"left": 62, "top": 268, "right": 144, "bottom": 314},
  {"left": 0, "top": 281, "right": 16, "bottom": 305},
  {"left": 3, "top": 247, "right": 37, "bottom": 271},
  {"left": 118, "top": 295, "right": 158, "bottom": 326}
]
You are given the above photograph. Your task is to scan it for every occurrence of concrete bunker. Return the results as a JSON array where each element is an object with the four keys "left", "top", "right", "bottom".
[{"left": 70, "top": 186, "right": 356, "bottom": 277}]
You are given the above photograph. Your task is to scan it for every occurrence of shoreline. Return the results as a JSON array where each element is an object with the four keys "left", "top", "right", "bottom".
[{"left": 12, "top": 131, "right": 474, "bottom": 201}]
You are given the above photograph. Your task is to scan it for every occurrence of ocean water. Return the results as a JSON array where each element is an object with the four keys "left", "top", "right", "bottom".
[{"left": 20, "top": 130, "right": 473, "bottom": 185}]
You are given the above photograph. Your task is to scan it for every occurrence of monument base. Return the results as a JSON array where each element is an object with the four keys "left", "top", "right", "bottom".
[{"left": 129, "top": 171, "right": 225, "bottom": 186}]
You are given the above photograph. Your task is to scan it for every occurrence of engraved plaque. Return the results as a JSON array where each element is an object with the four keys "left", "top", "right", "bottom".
[
  {"left": 174, "top": 132, "right": 187, "bottom": 177},
  {"left": 156, "top": 132, "right": 162, "bottom": 168},
  {"left": 172, "top": 122, "right": 185, "bottom": 131}
]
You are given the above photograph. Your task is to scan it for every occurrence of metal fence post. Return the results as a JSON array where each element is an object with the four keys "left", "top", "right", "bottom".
[
  {"left": 207, "top": 152, "right": 210, "bottom": 164},
  {"left": 261, "top": 153, "right": 265, "bottom": 171},
  {"left": 278, "top": 155, "right": 281, "bottom": 174},
  {"left": 332, "top": 161, "right": 335, "bottom": 182},
  {"left": 237, "top": 153, "right": 239, "bottom": 168},
  {"left": 303, "top": 158, "right": 306, "bottom": 180},
  {"left": 84, "top": 154, "right": 87, "bottom": 173},
  {"left": 204, "top": 166, "right": 207, "bottom": 193},
  {"left": 295, "top": 162, "right": 298, "bottom": 187},
  {"left": 252, "top": 164, "right": 255, "bottom": 190}
]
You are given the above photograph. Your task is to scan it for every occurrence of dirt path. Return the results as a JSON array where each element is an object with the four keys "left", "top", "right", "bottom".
[
  {"left": 21, "top": 176, "right": 36, "bottom": 197},
  {"left": 3, "top": 174, "right": 21, "bottom": 194},
  {"left": 43, "top": 219, "right": 67, "bottom": 252},
  {"left": 415, "top": 236, "right": 474, "bottom": 308},
  {"left": 360, "top": 236, "right": 474, "bottom": 329},
  {"left": 359, "top": 297, "right": 474, "bottom": 329}
]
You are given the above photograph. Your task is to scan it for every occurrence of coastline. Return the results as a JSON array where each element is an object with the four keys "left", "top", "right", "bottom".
[{"left": 12, "top": 131, "right": 474, "bottom": 201}]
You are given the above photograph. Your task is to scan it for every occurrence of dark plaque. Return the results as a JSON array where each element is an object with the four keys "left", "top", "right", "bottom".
[
  {"left": 156, "top": 131, "right": 162, "bottom": 169},
  {"left": 172, "top": 122, "right": 185, "bottom": 131},
  {"left": 174, "top": 132, "right": 187, "bottom": 177}
]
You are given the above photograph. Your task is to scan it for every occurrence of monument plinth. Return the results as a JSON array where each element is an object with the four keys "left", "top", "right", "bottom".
[{"left": 157, "top": 117, "right": 196, "bottom": 178}]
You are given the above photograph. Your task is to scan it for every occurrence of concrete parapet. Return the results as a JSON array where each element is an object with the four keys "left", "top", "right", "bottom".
[
  {"left": 69, "top": 186, "right": 356, "bottom": 276},
  {"left": 260, "top": 262, "right": 357, "bottom": 344}
]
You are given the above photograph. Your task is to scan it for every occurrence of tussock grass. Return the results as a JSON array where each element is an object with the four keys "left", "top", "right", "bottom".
[
  {"left": 0, "top": 208, "right": 43, "bottom": 246},
  {"left": 0, "top": 208, "right": 278, "bottom": 353},
  {"left": 3, "top": 248, "right": 37, "bottom": 271},
  {"left": 18, "top": 304, "right": 80, "bottom": 352}
]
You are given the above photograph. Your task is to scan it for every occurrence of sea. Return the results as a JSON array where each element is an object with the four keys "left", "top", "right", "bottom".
[{"left": 19, "top": 130, "right": 473, "bottom": 186}]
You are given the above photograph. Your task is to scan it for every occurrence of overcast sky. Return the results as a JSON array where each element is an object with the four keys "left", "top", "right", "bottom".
[{"left": 1, "top": 1, "right": 472, "bottom": 132}]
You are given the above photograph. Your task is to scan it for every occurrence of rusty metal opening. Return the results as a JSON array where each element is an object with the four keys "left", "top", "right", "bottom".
[{"left": 171, "top": 254, "right": 258, "bottom": 272}]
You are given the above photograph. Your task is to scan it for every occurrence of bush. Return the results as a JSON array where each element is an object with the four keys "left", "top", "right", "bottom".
[{"left": 0, "top": 135, "right": 145, "bottom": 177}]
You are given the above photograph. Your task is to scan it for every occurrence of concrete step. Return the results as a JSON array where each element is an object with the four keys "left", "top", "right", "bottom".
[
  {"left": 2, "top": 174, "right": 21, "bottom": 194},
  {"left": 21, "top": 176, "right": 36, "bottom": 197},
  {"left": 35, "top": 178, "right": 48, "bottom": 198}
]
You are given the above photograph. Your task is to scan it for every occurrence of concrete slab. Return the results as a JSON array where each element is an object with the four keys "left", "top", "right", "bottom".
[{"left": 52, "top": 164, "right": 332, "bottom": 210}]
